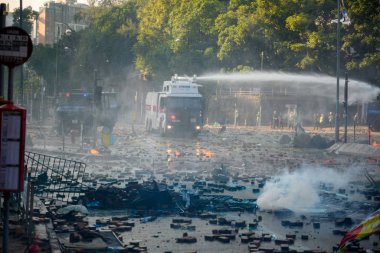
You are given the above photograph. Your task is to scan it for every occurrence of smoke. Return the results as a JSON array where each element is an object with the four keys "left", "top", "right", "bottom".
[
  {"left": 197, "top": 71, "right": 380, "bottom": 104},
  {"left": 256, "top": 166, "right": 359, "bottom": 213}
]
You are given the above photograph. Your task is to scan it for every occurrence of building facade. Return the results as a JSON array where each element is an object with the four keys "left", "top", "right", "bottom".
[{"left": 37, "top": 0, "right": 88, "bottom": 45}]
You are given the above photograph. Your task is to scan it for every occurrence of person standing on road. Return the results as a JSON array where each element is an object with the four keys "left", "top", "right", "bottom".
[
  {"left": 288, "top": 111, "right": 294, "bottom": 129},
  {"left": 328, "top": 112, "right": 334, "bottom": 129},
  {"left": 314, "top": 113, "right": 319, "bottom": 130},
  {"left": 278, "top": 112, "right": 284, "bottom": 129},
  {"left": 319, "top": 113, "right": 325, "bottom": 130},
  {"left": 272, "top": 110, "right": 278, "bottom": 129},
  {"left": 353, "top": 112, "right": 359, "bottom": 126},
  {"left": 256, "top": 111, "right": 261, "bottom": 127}
]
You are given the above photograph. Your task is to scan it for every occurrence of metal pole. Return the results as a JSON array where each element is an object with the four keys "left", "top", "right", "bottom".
[
  {"left": 140, "top": 92, "right": 143, "bottom": 122},
  {"left": 260, "top": 51, "right": 264, "bottom": 71},
  {"left": 3, "top": 192, "right": 10, "bottom": 253},
  {"left": 8, "top": 67, "right": 14, "bottom": 101},
  {"left": 40, "top": 80, "right": 44, "bottom": 122},
  {"left": 259, "top": 105, "right": 262, "bottom": 127},
  {"left": 93, "top": 69, "right": 98, "bottom": 148},
  {"left": 20, "top": 0, "right": 23, "bottom": 31},
  {"left": 28, "top": 182, "right": 35, "bottom": 243},
  {"left": 62, "top": 121, "right": 65, "bottom": 151},
  {"left": 20, "top": 0, "right": 24, "bottom": 105},
  {"left": 80, "top": 122, "right": 83, "bottom": 150},
  {"left": 344, "top": 72, "right": 348, "bottom": 143},
  {"left": 25, "top": 172, "right": 31, "bottom": 242},
  {"left": 30, "top": 88, "right": 33, "bottom": 120},
  {"left": 55, "top": 44, "right": 58, "bottom": 98},
  {"left": 368, "top": 124, "right": 371, "bottom": 145},
  {"left": 0, "top": 3, "right": 6, "bottom": 99},
  {"left": 335, "top": 0, "right": 341, "bottom": 142}
]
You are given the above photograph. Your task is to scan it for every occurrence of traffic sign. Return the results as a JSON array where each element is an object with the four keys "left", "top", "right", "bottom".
[{"left": 0, "top": 26, "right": 33, "bottom": 68}]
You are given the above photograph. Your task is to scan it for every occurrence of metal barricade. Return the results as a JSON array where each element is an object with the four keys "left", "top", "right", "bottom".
[{"left": 24, "top": 151, "right": 89, "bottom": 203}]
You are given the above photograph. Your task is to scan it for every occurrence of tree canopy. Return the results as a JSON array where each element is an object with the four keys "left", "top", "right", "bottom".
[{"left": 23, "top": 0, "right": 379, "bottom": 94}]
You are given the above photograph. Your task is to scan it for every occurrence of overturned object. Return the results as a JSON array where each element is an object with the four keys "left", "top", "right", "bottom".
[{"left": 57, "top": 205, "right": 89, "bottom": 215}]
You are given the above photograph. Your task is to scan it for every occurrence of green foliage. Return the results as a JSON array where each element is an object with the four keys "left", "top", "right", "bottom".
[
  {"left": 12, "top": 6, "right": 37, "bottom": 35},
  {"left": 342, "top": 0, "right": 380, "bottom": 83},
  {"left": 26, "top": 0, "right": 380, "bottom": 93},
  {"left": 70, "top": 1, "right": 138, "bottom": 89},
  {"left": 28, "top": 45, "right": 56, "bottom": 95},
  {"left": 232, "top": 65, "right": 254, "bottom": 72},
  {"left": 134, "top": 0, "right": 226, "bottom": 77}
]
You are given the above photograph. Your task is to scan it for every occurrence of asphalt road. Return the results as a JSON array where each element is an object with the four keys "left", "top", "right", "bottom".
[{"left": 25, "top": 121, "right": 380, "bottom": 253}]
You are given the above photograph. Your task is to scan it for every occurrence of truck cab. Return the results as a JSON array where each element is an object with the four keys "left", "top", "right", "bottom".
[
  {"left": 145, "top": 75, "right": 203, "bottom": 136},
  {"left": 55, "top": 90, "right": 120, "bottom": 135}
]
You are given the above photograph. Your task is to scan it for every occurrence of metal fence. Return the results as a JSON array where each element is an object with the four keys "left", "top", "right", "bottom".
[{"left": 25, "top": 151, "right": 90, "bottom": 203}]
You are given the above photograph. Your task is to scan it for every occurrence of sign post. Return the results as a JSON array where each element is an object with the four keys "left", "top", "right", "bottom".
[{"left": 0, "top": 26, "right": 32, "bottom": 253}]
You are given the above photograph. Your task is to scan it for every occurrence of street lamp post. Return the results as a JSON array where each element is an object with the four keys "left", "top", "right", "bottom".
[
  {"left": 335, "top": 0, "right": 341, "bottom": 143},
  {"left": 55, "top": 24, "right": 73, "bottom": 98},
  {"left": 344, "top": 72, "right": 348, "bottom": 143},
  {"left": 55, "top": 43, "right": 58, "bottom": 98},
  {"left": 20, "top": 0, "right": 24, "bottom": 105},
  {"left": 0, "top": 3, "right": 7, "bottom": 98},
  {"left": 334, "top": 0, "right": 351, "bottom": 143}
]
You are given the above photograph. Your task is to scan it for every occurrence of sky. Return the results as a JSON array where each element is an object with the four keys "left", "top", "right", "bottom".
[{"left": 4, "top": 0, "right": 88, "bottom": 12}]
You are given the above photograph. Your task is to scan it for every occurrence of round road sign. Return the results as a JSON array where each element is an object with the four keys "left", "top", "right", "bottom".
[{"left": 0, "top": 26, "right": 33, "bottom": 68}]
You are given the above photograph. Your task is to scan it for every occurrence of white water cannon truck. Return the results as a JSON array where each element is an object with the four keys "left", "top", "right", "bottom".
[{"left": 145, "top": 75, "right": 203, "bottom": 136}]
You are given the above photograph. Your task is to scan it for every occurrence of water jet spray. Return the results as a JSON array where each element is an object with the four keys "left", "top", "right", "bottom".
[{"left": 198, "top": 71, "right": 379, "bottom": 105}]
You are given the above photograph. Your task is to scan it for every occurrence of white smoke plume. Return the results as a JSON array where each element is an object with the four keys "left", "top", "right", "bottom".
[{"left": 256, "top": 166, "right": 360, "bottom": 213}]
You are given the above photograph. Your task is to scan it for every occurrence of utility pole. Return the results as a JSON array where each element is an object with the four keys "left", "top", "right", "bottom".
[
  {"left": 93, "top": 69, "right": 99, "bottom": 148},
  {"left": 0, "top": 3, "right": 6, "bottom": 99},
  {"left": 335, "top": 0, "right": 341, "bottom": 143},
  {"left": 19, "top": 0, "right": 24, "bottom": 105},
  {"left": 344, "top": 72, "right": 348, "bottom": 143},
  {"left": 0, "top": 25, "right": 32, "bottom": 253}
]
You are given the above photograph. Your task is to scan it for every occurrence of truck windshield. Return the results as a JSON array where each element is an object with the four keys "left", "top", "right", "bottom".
[
  {"left": 59, "top": 93, "right": 93, "bottom": 107},
  {"left": 166, "top": 97, "right": 202, "bottom": 109}
]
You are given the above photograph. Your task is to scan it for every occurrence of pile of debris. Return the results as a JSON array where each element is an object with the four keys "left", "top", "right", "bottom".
[{"left": 77, "top": 180, "right": 178, "bottom": 210}]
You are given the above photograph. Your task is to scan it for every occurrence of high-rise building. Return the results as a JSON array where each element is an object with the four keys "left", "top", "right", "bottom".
[{"left": 37, "top": 0, "right": 88, "bottom": 45}]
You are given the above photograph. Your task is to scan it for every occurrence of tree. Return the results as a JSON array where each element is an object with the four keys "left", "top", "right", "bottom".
[
  {"left": 26, "top": 0, "right": 380, "bottom": 92},
  {"left": 215, "top": 0, "right": 339, "bottom": 73},
  {"left": 167, "top": 0, "right": 226, "bottom": 74},
  {"left": 27, "top": 44, "right": 56, "bottom": 96},
  {"left": 62, "top": 1, "right": 138, "bottom": 90},
  {"left": 135, "top": 0, "right": 226, "bottom": 79},
  {"left": 342, "top": 0, "right": 380, "bottom": 84},
  {"left": 134, "top": 0, "right": 171, "bottom": 80},
  {"left": 12, "top": 6, "right": 37, "bottom": 35}
]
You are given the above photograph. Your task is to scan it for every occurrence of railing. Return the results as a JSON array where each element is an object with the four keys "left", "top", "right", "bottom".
[{"left": 25, "top": 151, "right": 91, "bottom": 203}]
